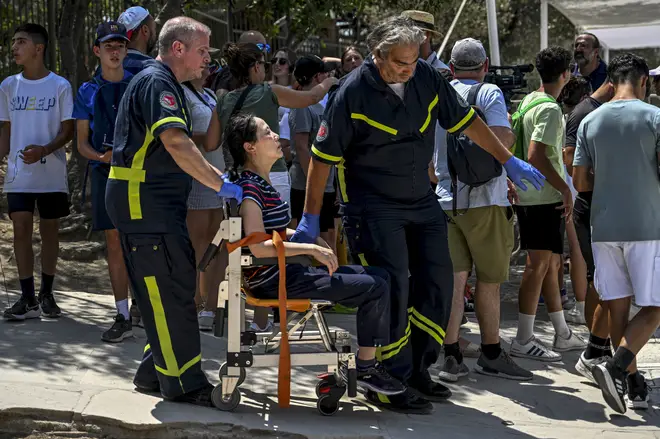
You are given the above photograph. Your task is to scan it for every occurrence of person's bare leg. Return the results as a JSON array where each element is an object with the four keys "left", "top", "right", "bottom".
[
  {"left": 11, "top": 212, "right": 34, "bottom": 279},
  {"left": 39, "top": 218, "right": 60, "bottom": 276},
  {"left": 202, "top": 208, "right": 224, "bottom": 313},
  {"left": 541, "top": 254, "right": 563, "bottom": 313},
  {"left": 607, "top": 297, "right": 636, "bottom": 373},
  {"left": 591, "top": 300, "right": 610, "bottom": 338},
  {"left": 618, "top": 306, "right": 660, "bottom": 355},
  {"left": 585, "top": 282, "right": 600, "bottom": 330},
  {"left": 566, "top": 220, "right": 587, "bottom": 302},
  {"left": 105, "top": 229, "right": 129, "bottom": 302},
  {"left": 519, "top": 250, "right": 552, "bottom": 315},
  {"left": 187, "top": 209, "right": 212, "bottom": 308},
  {"left": 445, "top": 271, "right": 468, "bottom": 346},
  {"left": 475, "top": 281, "right": 500, "bottom": 345}
]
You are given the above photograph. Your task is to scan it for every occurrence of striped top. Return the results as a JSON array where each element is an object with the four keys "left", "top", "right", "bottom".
[{"left": 238, "top": 170, "right": 291, "bottom": 288}]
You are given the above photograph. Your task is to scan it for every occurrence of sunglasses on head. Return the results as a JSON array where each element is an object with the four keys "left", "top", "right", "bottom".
[
  {"left": 271, "top": 57, "right": 288, "bottom": 66},
  {"left": 256, "top": 43, "right": 271, "bottom": 53}
]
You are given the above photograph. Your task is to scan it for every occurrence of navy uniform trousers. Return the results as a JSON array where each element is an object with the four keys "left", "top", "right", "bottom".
[
  {"left": 343, "top": 194, "right": 453, "bottom": 384},
  {"left": 120, "top": 232, "right": 209, "bottom": 398}
]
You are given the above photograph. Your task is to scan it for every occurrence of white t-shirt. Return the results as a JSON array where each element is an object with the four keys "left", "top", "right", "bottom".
[
  {"left": 0, "top": 72, "right": 73, "bottom": 193},
  {"left": 388, "top": 83, "right": 405, "bottom": 100}
]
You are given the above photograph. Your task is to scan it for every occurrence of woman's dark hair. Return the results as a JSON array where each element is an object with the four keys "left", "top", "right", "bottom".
[
  {"left": 222, "top": 113, "right": 259, "bottom": 181},
  {"left": 223, "top": 42, "right": 264, "bottom": 87},
  {"left": 558, "top": 76, "right": 592, "bottom": 107},
  {"left": 341, "top": 46, "right": 363, "bottom": 64}
]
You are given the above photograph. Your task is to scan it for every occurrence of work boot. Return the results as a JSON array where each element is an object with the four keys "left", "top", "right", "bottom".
[
  {"left": 408, "top": 369, "right": 452, "bottom": 402},
  {"left": 364, "top": 388, "right": 433, "bottom": 415},
  {"left": 168, "top": 383, "right": 215, "bottom": 407}
]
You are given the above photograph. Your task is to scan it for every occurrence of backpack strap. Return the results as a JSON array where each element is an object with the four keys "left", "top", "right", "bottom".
[
  {"left": 517, "top": 96, "right": 557, "bottom": 116},
  {"left": 230, "top": 84, "right": 256, "bottom": 117},
  {"left": 467, "top": 83, "right": 485, "bottom": 106}
]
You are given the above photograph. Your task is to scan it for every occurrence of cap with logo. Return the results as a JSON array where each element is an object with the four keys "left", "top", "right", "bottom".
[
  {"left": 401, "top": 10, "right": 441, "bottom": 36},
  {"left": 95, "top": 21, "right": 129, "bottom": 45},
  {"left": 294, "top": 55, "right": 335, "bottom": 84},
  {"left": 118, "top": 6, "right": 150, "bottom": 39},
  {"left": 450, "top": 38, "right": 488, "bottom": 71}
]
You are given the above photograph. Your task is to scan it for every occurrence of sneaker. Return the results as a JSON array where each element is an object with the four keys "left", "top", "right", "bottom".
[
  {"left": 102, "top": 314, "right": 133, "bottom": 343},
  {"left": 438, "top": 356, "right": 469, "bottom": 382},
  {"left": 474, "top": 350, "right": 533, "bottom": 381},
  {"left": 553, "top": 329, "right": 587, "bottom": 352},
  {"left": 626, "top": 373, "right": 650, "bottom": 410},
  {"left": 168, "top": 383, "right": 214, "bottom": 407},
  {"left": 510, "top": 336, "right": 562, "bottom": 362},
  {"left": 575, "top": 352, "right": 607, "bottom": 384},
  {"left": 364, "top": 388, "right": 433, "bottom": 415},
  {"left": 562, "top": 292, "right": 576, "bottom": 310},
  {"left": 198, "top": 311, "right": 214, "bottom": 332},
  {"left": 593, "top": 361, "right": 627, "bottom": 414},
  {"left": 356, "top": 363, "right": 406, "bottom": 395},
  {"left": 3, "top": 297, "right": 41, "bottom": 321},
  {"left": 130, "top": 303, "right": 142, "bottom": 327},
  {"left": 38, "top": 292, "right": 61, "bottom": 318},
  {"left": 565, "top": 304, "right": 586, "bottom": 325},
  {"left": 408, "top": 369, "right": 452, "bottom": 402}
]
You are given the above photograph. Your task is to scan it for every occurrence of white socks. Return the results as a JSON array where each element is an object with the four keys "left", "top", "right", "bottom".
[
  {"left": 575, "top": 300, "right": 585, "bottom": 316},
  {"left": 516, "top": 313, "right": 536, "bottom": 343},
  {"left": 116, "top": 299, "right": 129, "bottom": 320},
  {"left": 548, "top": 310, "right": 571, "bottom": 339}
]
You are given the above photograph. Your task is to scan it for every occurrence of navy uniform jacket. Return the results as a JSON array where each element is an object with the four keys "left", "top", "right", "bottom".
[
  {"left": 94, "top": 49, "right": 153, "bottom": 77},
  {"left": 312, "top": 56, "right": 476, "bottom": 205},
  {"left": 106, "top": 60, "right": 193, "bottom": 235}
]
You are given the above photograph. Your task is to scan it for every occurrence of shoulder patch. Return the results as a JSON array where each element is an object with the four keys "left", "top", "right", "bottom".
[
  {"left": 159, "top": 91, "right": 178, "bottom": 110},
  {"left": 316, "top": 120, "right": 329, "bottom": 142}
]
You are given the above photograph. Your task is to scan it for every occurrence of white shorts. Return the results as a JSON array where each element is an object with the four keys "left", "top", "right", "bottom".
[{"left": 592, "top": 240, "right": 660, "bottom": 306}]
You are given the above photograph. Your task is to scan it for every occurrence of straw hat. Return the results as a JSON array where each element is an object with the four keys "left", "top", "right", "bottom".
[{"left": 401, "top": 10, "right": 442, "bottom": 37}]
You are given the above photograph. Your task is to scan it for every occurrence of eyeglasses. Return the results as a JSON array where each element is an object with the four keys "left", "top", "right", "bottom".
[
  {"left": 256, "top": 43, "right": 271, "bottom": 53},
  {"left": 271, "top": 57, "right": 288, "bottom": 66},
  {"left": 208, "top": 60, "right": 221, "bottom": 74}
]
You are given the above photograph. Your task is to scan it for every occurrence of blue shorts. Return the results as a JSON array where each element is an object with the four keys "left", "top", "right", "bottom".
[{"left": 91, "top": 164, "right": 115, "bottom": 231}]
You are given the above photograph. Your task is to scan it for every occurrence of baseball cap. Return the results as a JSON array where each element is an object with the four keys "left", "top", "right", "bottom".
[
  {"left": 450, "top": 38, "right": 487, "bottom": 71},
  {"left": 650, "top": 65, "right": 660, "bottom": 76},
  {"left": 95, "top": 21, "right": 129, "bottom": 45},
  {"left": 118, "top": 6, "right": 150, "bottom": 38},
  {"left": 294, "top": 55, "right": 335, "bottom": 84}
]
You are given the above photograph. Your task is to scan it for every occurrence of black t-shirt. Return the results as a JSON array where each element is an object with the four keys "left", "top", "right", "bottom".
[{"left": 565, "top": 96, "right": 601, "bottom": 148}]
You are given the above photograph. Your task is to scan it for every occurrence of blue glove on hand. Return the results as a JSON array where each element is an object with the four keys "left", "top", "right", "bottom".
[
  {"left": 217, "top": 176, "right": 243, "bottom": 202},
  {"left": 503, "top": 156, "right": 545, "bottom": 191},
  {"left": 291, "top": 212, "right": 320, "bottom": 243}
]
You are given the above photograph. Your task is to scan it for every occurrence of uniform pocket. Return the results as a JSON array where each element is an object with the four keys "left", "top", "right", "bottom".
[
  {"left": 342, "top": 215, "right": 376, "bottom": 259},
  {"left": 126, "top": 235, "right": 173, "bottom": 277}
]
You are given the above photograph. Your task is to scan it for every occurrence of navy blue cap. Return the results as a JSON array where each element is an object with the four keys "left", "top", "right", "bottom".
[{"left": 95, "top": 21, "right": 129, "bottom": 45}]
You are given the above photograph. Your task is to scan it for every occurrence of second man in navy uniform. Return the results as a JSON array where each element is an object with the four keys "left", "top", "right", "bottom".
[
  {"left": 106, "top": 17, "right": 242, "bottom": 406},
  {"left": 294, "top": 16, "right": 545, "bottom": 414}
]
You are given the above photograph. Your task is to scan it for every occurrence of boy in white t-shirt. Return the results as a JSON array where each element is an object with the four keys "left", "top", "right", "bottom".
[{"left": 0, "top": 24, "right": 74, "bottom": 320}]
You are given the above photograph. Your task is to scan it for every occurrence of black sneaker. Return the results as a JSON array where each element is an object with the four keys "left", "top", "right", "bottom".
[
  {"left": 593, "top": 360, "right": 627, "bottom": 414},
  {"left": 38, "top": 292, "right": 61, "bottom": 318},
  {"left": 357, "top": 363, "right": 406, "bottom": 395},
  {"left": 626, "top": 372, "right": 649, "bottom": 410},
  {"left": 408, "top": 369, "right": 452, "bottom": 402},
  {"left": 102, "top": 314, "right": 133, "bottom": 343},
  {"left": 130, "top": 302, "right": 142, "bottom": 327},
  {"left": 365, "top": 388, "right": 433, "bottom": 415},
  {"left": 3, "top": 297, "right": 41, "bottom": 321},
  {"left": 168, "top": 383, "right": 214, "bottom": 407}
]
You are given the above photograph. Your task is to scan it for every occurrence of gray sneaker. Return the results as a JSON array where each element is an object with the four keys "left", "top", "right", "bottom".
[
  {"left": 474, "top": 350, "right": 533, "bottom": 381},
  {"left": 437, "top": 356, "right": 469, "bottom": 382}
]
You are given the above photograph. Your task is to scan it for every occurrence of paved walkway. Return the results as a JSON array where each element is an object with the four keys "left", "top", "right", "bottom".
[{"left": 0, "top": 290, "right": 658, "bottom": 439}]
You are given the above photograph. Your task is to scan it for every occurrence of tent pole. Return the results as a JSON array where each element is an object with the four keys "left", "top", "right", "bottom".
[
  {"left": 438, "top": 0, "right": 469, "bottom": 58},
  {"left": 485, "top": 0, "right": 501, "bottom": 65},
  {"left": 540, "top": 0, "right": 548, "bottom": 49}
]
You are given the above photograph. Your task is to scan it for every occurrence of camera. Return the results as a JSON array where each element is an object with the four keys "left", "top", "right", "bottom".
[{"left": 485, "top": 64, "right": 534, "bottom": 111}]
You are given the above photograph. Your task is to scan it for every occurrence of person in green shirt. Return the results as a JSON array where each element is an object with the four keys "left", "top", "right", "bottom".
[{"left": 510, "top": 46, "right": 587, "bottom": 364}]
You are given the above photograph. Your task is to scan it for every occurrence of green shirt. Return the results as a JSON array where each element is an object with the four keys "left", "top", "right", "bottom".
[
  {"left": 517, "top": 91, "right": 565, "bottom": 206},
  {"left": 217, "top": 83, "right": 287, "bottom": 172}
]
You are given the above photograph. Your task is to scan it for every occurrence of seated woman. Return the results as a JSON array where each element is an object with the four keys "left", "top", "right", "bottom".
[{"left": 223, "top": 113, "right": 405, "bottom": 397}]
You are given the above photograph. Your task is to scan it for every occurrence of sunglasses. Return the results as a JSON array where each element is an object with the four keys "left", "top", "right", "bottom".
[
  {"left": 208, "top": 60, "right": 221, "bottom": 74},
  {"left": 271, "top": 57, "right": 288, "bottom": 66},
  {"left": 256, "top": 43, "right": 271, "bottom": 53}
]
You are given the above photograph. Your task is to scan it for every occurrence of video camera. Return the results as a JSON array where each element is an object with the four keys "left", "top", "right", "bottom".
[{"left": 484, "top": 64, "right": 534, "bottom": 111}]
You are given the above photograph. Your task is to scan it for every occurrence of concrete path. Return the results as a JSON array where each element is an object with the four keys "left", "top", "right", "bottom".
[{"left": 0, "top": 290, "right": 658, "bottom": 438}]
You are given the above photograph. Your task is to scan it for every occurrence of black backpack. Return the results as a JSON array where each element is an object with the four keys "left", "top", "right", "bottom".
[
  {"left": 90, "top": 76, "right": 131, "bottom": 154},
  {"left": 446, "top": 83, "right": 503, "bottom": 215}
]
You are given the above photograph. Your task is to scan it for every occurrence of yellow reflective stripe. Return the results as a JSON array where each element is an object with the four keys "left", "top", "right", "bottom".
[
  {"left": 351, "top": 113, "right": 398, "bottom": 135},
  {"left": 109, "top": 166, "right": 146, "bottom": 182},
  {"left": 125, "top": 130, "right": 153, "bottom": 220},
  {"left": 410, "top": 307, "right": 446, "bottom": 338},
  {"left": 179, "top": 354, "right": 202, "bottom": 377},
  {"left": 409, "top": 307, "right": 445, "bottom": 346},
  {"left": 376, "top": 321, "right": 411, "bottom": 361},
  {"left": 377, "top": 393, "right": 391, "bottom": 404},
  {"left": 358, "top": 253, "right": 368, "bottom": 266},
  {"left": 149, "top": 116, "right": 187, "bottom": 136},
  {"left": 447, "top": 107, "right": 476, "bottom": 134},
  {"left": 420, "top": 95, "right": 439, "bottom": 133},
  {"left": 311, "top": 145, "right": 342, "bottom": 163},
  {"left": 337, "top": 159, "right": 348, "bottom": 202},
  {"left": 144, "top": 276, "right": 179, "bottom": 376},
  {"left": 144, "top": 343, "right": 151, "bottom": 354}
]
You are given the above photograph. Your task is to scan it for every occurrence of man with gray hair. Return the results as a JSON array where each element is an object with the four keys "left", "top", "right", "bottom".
[
  {"left": 292, "top": 16, "right": 545, "bottom": 414},
  {"left": 106, "top": 16, "right": 243, "bottom": 407}
]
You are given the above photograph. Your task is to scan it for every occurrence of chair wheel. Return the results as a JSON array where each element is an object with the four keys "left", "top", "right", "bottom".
[
  {"left": 211, "top": 385, "right": 241, "bottom": 411},
  {"left": 316, "top": 381, "right": 331, "bottom": 398},
  {"left": 317, "top": 394, "right": 340, "bottom": 416},
  {"left": 219, "top": 362, "right": 246, "bottom": 386}
]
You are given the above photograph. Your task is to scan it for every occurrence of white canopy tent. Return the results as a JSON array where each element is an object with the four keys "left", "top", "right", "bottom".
[{"left": 484, "top": 0, "right": 660, "bottom": 65}]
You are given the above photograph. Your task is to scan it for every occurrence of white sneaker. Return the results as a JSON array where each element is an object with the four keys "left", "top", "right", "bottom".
[
  {"left": 565, "top": 305, "right": 586, "bottom": 325},
  {"left": 553, "top": 329, "right": 587, "bottom": 352},
  {"left": 510, "top": 336, "right": 562, "bottom": 362},
  {"left": 198, "top": 311, "right": 214, "bottom": 332},
  {"left": 575, "top": 351, "right": 607, "bottom": 384}
]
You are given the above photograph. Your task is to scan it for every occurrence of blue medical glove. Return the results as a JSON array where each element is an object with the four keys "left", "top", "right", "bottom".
[
  {"left": 291, "top": 213, "right": 320, "bottom": 243},
  {"left": 217, "top": 176, "right": 243, "bottom": 202},
  {"left": 503, "top": 156, "right": 545, "bottom": 191}
]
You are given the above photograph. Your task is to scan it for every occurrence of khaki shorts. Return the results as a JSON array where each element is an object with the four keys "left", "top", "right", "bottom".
[{"left": 445, "top": 205, "right": 514, "bottom": 283}]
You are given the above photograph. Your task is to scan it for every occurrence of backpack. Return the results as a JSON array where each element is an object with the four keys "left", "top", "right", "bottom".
[
  {"left": 90, "top": 76, "right": 131, "bottom": 156},
  {"left": 510, "top": 94, "right": 558, "bottom": 160},
  {"left": 446, "top": 82, "right": 503, "bottom": 215}
]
